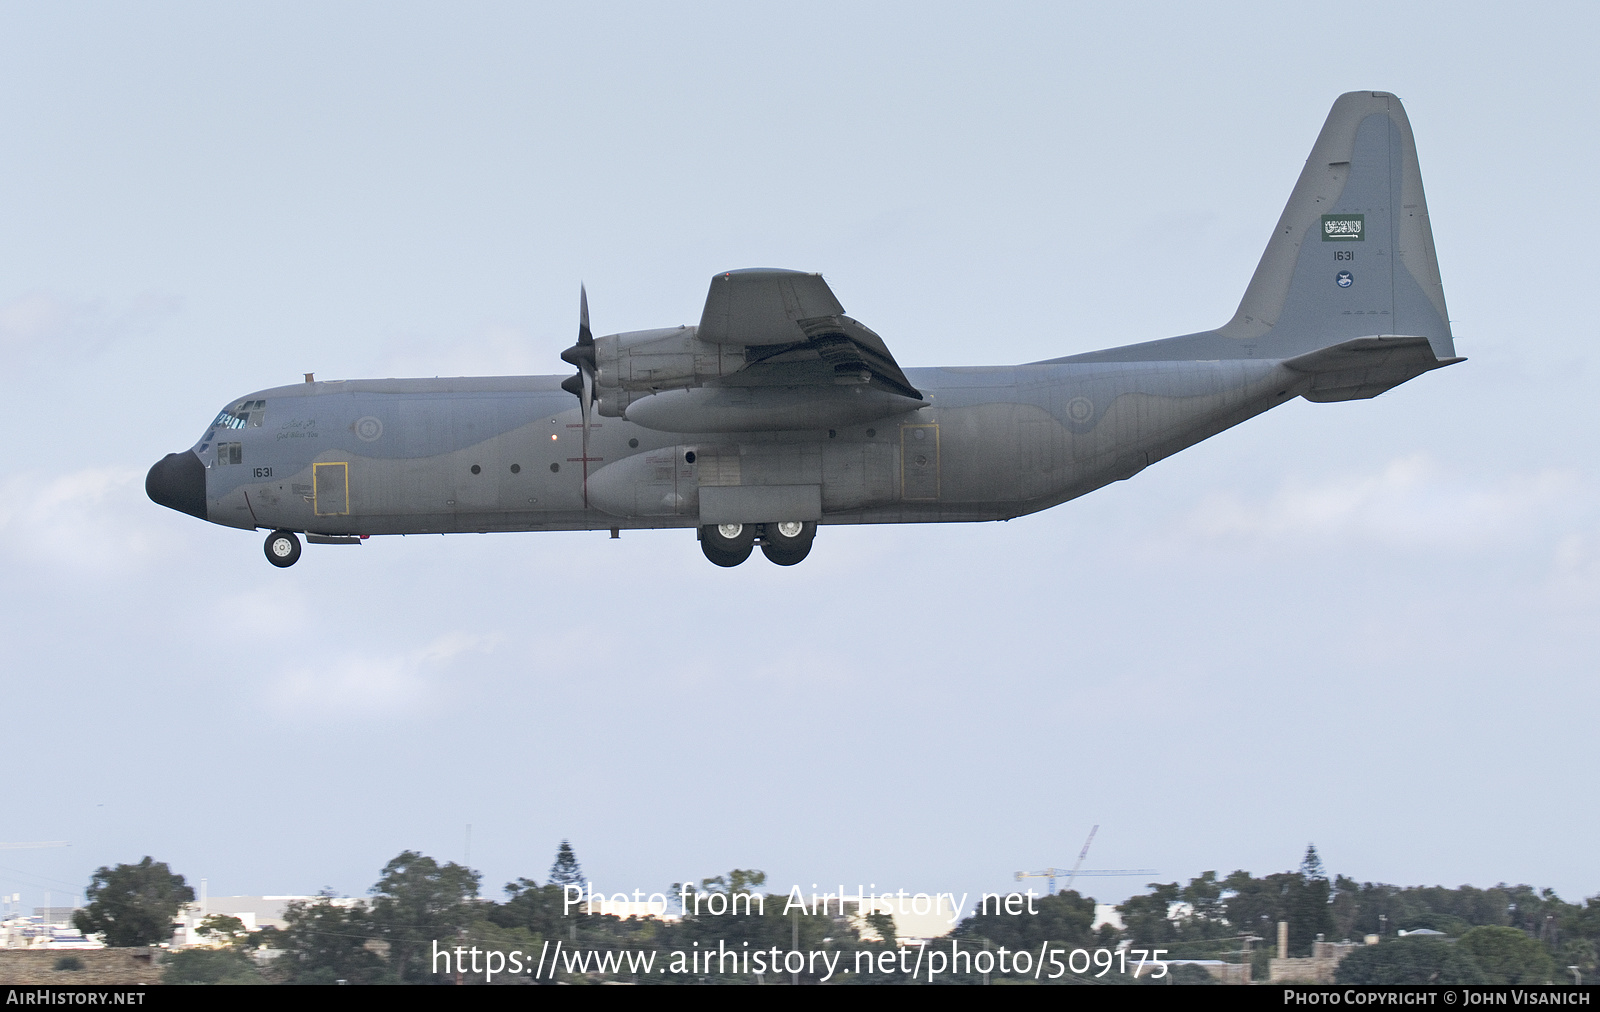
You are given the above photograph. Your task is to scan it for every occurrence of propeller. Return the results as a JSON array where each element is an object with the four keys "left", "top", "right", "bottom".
[{"left": 559, "top": 285, "right": 596, "bottom": 506}]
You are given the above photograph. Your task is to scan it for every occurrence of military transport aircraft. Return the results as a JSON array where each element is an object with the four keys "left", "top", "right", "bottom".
[{"left": 147, "top": 91, "right": 1459, "bottom": 568}]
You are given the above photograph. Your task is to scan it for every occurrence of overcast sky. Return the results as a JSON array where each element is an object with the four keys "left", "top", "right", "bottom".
[{"left": 2, "top": 2, "right": 1596, "bottom": 917}]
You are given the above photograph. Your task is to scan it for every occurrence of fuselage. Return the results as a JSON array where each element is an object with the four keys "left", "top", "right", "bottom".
[
  {"left": 145, "top": 92, "right": 1464, "bottom": 566},
  {"left": 150, "top": 356, "right": 1300, "bottom": 538}
]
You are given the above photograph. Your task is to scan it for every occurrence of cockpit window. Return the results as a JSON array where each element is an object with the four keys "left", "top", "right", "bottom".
[{"left": 213, "top": 399, "right": 267, "bottom": 430}]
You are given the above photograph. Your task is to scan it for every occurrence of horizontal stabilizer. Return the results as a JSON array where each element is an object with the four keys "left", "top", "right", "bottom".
[{"left": 1283, "top": 335, "right": 1462, "bottom": 402}]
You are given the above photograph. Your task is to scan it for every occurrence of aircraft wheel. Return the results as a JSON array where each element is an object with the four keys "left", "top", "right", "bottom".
[
  {"left": 264, "top": 529, "right": 302, "bottom": 568},
  {"left": 761, "top": 521, "right": 815, "bottom": 566},
  {"left": 700, "top": 523, "right": 754, "bottom": 567}
]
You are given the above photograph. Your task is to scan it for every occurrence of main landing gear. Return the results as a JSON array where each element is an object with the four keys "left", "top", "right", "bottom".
[
  {"left": 699, "top": 522, "right": 816, "bottom": 567},
  {"left": 264, "top": 529, "right": 302, "bottom": 568}
]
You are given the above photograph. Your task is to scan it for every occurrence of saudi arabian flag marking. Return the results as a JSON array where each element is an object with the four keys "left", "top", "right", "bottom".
[{"left": 1321, "top": 214, "right": 1364, "bottom": 241}]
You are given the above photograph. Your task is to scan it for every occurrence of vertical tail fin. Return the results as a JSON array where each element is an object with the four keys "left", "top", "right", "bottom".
[
  {"left": 1058, "top": 92, "right": 1457, "bottom": 368},
  {"left": 1221, "top": 91, "right": 1454, "bottom": 360}
]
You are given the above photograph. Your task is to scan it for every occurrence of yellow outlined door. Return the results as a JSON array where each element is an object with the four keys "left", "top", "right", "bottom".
[
  {"left": 313, "top": 462, "right": 349, "bottom": 515},
  {"left": 900, "top": 424, "right": 940, "bottom": 501}
]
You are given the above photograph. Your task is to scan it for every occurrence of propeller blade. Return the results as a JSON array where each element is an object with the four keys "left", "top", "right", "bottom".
[
  {"left": 580, "top": 367, "right": 594, "bottom": 508},
  {"left": 563, "top": 285, "right": 595, "bottom": 370},
  {"left": 558, "top": 283, "right": 598, "bottom": 507}
]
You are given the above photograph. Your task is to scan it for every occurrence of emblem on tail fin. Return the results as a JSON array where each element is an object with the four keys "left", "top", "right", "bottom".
[{"left": 1321, "top": 214, "right": 1365, "bottom": 241}]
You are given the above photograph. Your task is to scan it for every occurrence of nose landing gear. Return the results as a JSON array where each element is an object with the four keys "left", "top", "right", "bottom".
[{"left": 264, "top": 529, "right": 302, "bottom": 568}]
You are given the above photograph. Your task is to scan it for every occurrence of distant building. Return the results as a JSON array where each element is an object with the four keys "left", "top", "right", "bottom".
[
  {"left": 1268, "top": 922, "right": 1371, "bottom": 983},
  {"left": 849, "top": 894, "right": 961, "bottom": 944},
  {"left": 171, "top": 896, "right": 358, "bottom": 947},
  {"left": 1, "top": 911, "right": 99, "bottom": 950},
  {"left": 1092, "top": 904, "right": 1125, "bottom": 932}
]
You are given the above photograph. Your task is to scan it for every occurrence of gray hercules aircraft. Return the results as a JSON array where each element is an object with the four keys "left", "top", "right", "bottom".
[{"left": 147, "top": 91, "right": 1460, "bottom": 568}]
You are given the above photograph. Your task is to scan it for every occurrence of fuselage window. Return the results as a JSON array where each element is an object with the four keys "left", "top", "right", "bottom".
[{"left": 216, "top": 442, "right": 242, "bottom": 465}]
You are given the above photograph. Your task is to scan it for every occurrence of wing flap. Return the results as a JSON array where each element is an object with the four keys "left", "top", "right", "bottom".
[{"left": 740, "top": 315, "right": 923, "bottom": 399}]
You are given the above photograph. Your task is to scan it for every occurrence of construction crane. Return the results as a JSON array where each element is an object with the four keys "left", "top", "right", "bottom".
[
  {"left": 1015, "top": 826, "right": 1157, "bottom": 895},
  {"left": 0, "top": 842, "right": 69, "bottom": 850}
]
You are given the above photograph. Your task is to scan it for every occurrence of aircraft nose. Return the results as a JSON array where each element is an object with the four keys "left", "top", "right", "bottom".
[{"left": 146, "top": 450, "right": 208, "bottom": 520}]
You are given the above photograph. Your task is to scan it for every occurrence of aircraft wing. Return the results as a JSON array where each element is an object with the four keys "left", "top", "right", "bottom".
[{"left": 697, "top": 269, "right": 923, "bottom": 400}]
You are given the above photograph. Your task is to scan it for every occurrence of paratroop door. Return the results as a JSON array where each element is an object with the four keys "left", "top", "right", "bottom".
[{"left": 313, "top": 462, "right": 349, "bottom": 516}]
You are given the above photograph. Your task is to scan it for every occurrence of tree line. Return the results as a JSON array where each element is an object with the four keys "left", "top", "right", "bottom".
[
  {"left": 66, "top": 842, "right": 1600, "bottom": 984},
  {"left": 1110, "top": 846, "right": 1594, "bottom": 984}
]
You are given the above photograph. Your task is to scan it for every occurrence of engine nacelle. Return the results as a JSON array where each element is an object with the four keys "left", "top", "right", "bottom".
[{"left": 593, "top": 326, "right": 744, "bottom": 417}]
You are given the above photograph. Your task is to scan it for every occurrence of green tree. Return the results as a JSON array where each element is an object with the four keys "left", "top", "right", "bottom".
[
  {"left": 1286, "top": 845, "right": 1334, "bottom": 955},
  {"left": 1335, "top": 937, "right": 1485, "bottom": 984},
  {"left": 1566, "top": 893, "right": 1600, "bottom": 948},
  {"left": 1118, "top": 882, "right": 1181, "bottom": 945},
  {"left": 548, "top": 841, "right": 583, "bottom": 889},
  {"left": 1214, "top": 850, "right": 1335, "bottom": 957},
  {"left": 270, "top": 895, "right": 385, "bottom": 985},
  {"left": 1458, "top": 925, "right": 1555, "bottom": 984},
  {"left": 488, "top": 873, "right": 627, "bottom": 965},
  {"left": 1331, "top": 875, "right": 1363, "bottom": 939},
  {"left": 161, "top": 947, "right": 262, "bottom": 985},
  {"left": 1171, "top": 871, "right": 1240, "bottom": 945},
  {"left": 197, "top": 913, "right": 250, "bottom": 951},
  {"left": 1160, "top": 963, "right": 1218, "bottom": 985},
  {"left": 73, "top": 857, "right": 195, "bottom": 947},
  {"left": 1558, "top": 939, "right": 1596, "bottom": 982},
  {"left": 1181, "top": 872, "right": 1225, "bottom": 927},
  {"left": 956, "top": 889, "right": 1096, "bottom": 950},
  {"left": 1223, "top": 869, "right": 1300, "bottom": 950},
  {"left": 367, "top": 850, "right": 481, "bottom": 983},
  {"left": 663, "top": 871, "right": 870, "bottom": 984},
  {"left": 489, "top": 877, "right": 566, "bottom": 938},
  {"left": 864, "top": 911, "right": 896, "bottom": 947},
  {"left": 451, "top": 917, "right": 543, "bottom": 985}
]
